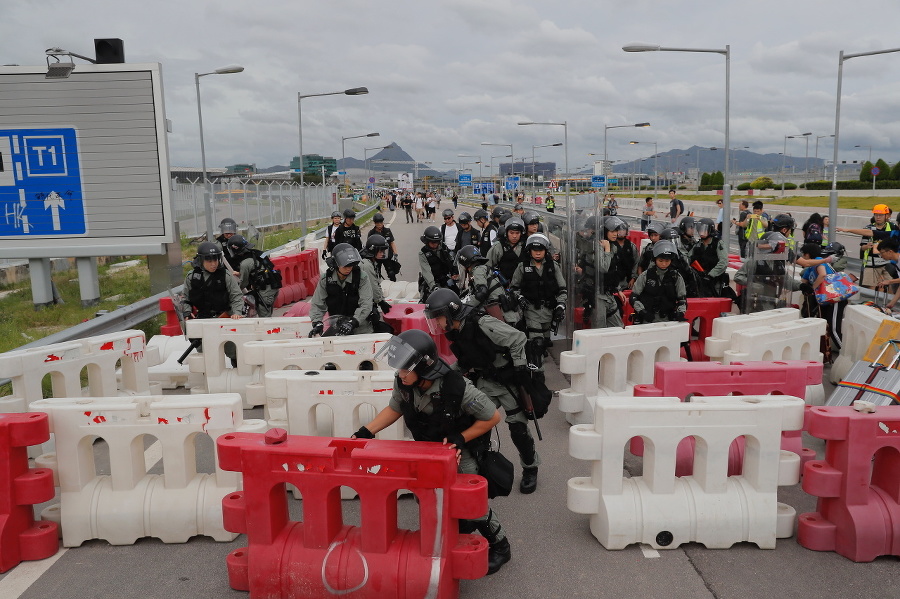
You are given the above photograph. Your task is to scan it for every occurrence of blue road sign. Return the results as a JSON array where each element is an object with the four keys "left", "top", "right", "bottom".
[
  {"left": 871, "top": 167, "right": 881, "bottom": 176},
  {"left": 591, "top": 175, "right": 606, "bottom": 188},
  {"left": 0, "top": 127, "right": 86, "bottom": 236},
  {"left": 458, "top": 173, "right": 473, "bottom": 187},
  {"left": 608, "top": 178, "right": 619, "bottom": 185},
  {"left": 337, "top": 170, "right": 347, "bottom": 175},
  {"left": 504, "top": 176, "right": 520, "bottom": 191},
  {"left": 473, "top": 182, "right": 495, "bottom": 195}
]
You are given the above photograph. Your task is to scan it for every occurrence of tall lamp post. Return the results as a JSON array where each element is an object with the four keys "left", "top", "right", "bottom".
[
  {"left": 341, "top": 132, "right": 379, "bottom": 197},
  {"left": 830, "top": 46, "right": 900, "bottom": 242},
  {"left": 696, "top": 147, "right": 719, "bottom": 191},
  {"left": 297, "top": 87, "right": 368, "bottom": 234},
  {"left": 629, "top": 141, "right": 658, "bottom": 199},
  {"left": 196, "top": 64, "right": 244, "bottom": 241},
  {"left": 730, "top": 147, "right": 749, "bottom": 188},
  {"left": 623, "top": 42, "right": 731, "bottom": 249},
  {"left": 604, "top": 122, "right": 650, "bottom": 173},
  {"left": 532, "top": 143, "right": 562, "bottom": 194},
  {"left": 815, "top": 135, "right": 834, "bottom": 180},
  {"left": 488, "top": 155, "right": 512, "bottom": 195},
  {"left": 518, "top": 120, "right": 573, "bottom": 336},
  {"left": 482, "top": 142, "right": 514, "bottom": 195},
  {"left": 854, "top": 144, "right": 873, "bottom": 164},
  {"left": 781, "top": 132, "right": 811, "bottom": 196},
  {"left": 364, "top": 144, "right": 391, "bottom": 193},
  {"left": 457, "top": 154, "right": 482, "bottom": 187}
]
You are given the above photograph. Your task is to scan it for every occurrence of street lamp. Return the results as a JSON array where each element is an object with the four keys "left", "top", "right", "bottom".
[
  {"left": 629, "top": 141, "right": 658, "bottom": 199},
  {"left": 781, "top": 132, "right": 811, "bottom": 196},
  {"left": 364, "top": 144, "right": 391, "bottom": 193},
  {"left": 297, "top": 86, "right": 368, "bottom": 234},
  {"left": 519, "top": 120, "right": 574, "bottom": 335},
  {"left": 623, "top": 42, "right": 731, "bottom": 249},
  {"left": 341, "top": 132, "right": 379, "bottom": 196},
  {"left": 729, "top": 147, "right": 749, "bottom": 187},
  {"left": 532, "top": 142, "right": 562, "bottom": 194},
  {"left": 488, "top": 155, "right": 512, "bottom": 194},
  {"left": 481, "top": 142, "right": 514, "bottom": 190},
  {"left": 854, "top": 144, "right": 873, "bottom": 164},
  {"left": 830, "top": 46, "right": 900, "bottom": 242},
  {"left": 603, "top": 122, "right": 650, "bottom": 174},
  {"left": 195, "top": 64, "right": 244, "bottom": 241},
  {"left": 815, "top": 135, "right": 834, "bottom": 180}
]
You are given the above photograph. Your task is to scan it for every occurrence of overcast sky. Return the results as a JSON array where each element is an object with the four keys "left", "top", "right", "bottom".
[{"left": 4, "top": 0, "right": 900, "bottom": 175}]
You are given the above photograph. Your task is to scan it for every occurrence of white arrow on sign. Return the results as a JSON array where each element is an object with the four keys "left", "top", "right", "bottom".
[{"left": 44, "top": 191, "right": 65, "bottom": 230}]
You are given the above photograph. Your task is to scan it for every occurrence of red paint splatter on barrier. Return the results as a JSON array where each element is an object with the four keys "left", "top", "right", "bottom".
[
  {"left": 318, "top": 390, "right": 334, "bottom": 395},
  {"left": 84, "top": 411, "right": 91, "bottom": 417},
  {"left": 100, "top": 341, "right": 115, "bottom": 350},
  {"left": 267, "top": 328, "right": 282, "bottom": 334},
  {"left": 44, "top": 354, "right": 62, "bottom": 362},
  {"left": 343, "top": 350, "right": 357, "bottom": 355},
  {"left": 93, "top": 415, "right": 106, "bottom": 424},
  {"left": 373, "top": 389, "right": 392, "bottom": 393},
  {"left": 177, "top": 417, "right": 183, "bottom": 422},
  {"left": 158, "top": 417, "right": 169, "bottom": 424}
]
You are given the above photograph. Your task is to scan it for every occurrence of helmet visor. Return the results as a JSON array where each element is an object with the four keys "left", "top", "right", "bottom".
[
  {"left": 696, "top": 221, "right": 714, "bottom": 237},
  {"left": 423, "top": 305, "right": 452, "bottom": 335},
  {"left": 374, "top": 337, "right": 424, "bottom": 372}
]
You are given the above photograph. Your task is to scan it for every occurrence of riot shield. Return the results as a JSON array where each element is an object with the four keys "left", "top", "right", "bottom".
[{"left": 740, "top": 232, "right": 794, "bottom": 314}]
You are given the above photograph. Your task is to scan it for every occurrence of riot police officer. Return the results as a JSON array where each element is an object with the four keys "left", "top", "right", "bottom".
[
  {"left": 637, "top": 221, "right": 666, "bottom": 274},
  {"left": 424, "top": 289, "right": 541, "bottom": 495},
  {"left": 359, "top": 234, "right": 394, "bottom": 333},
  {"left": 457, "top": 244, "right": 518, "bottom": 323},
  {"left": 368, "top": 212, "right": 400, "bottom": 281},
  {"left": 455, "top": 212, "right": 479, "bottom": 250},
  {"left": 334, "top": 208, "right": 362, "bottom": 250},
  {"left": 734, "top": 231, "right": 800, "bottom": 313},
  {"left": 356, "top": 329, "right": 510, "bottom": 574},
  {"left": 475, "top": 208, "right": 495, "bottom": 255},
  {"left": 595, "top": 216, "right": 638, "bottom": 328},
  {"left": 689, "top": 217, "right": 730, "bottom": 298},
  {"left": 510, "top": 233, "right": 567, "bottom": 364},
  {"left": 418, "top": 225, "right": 458, "bottom": 298},
  {"left": 214, "top": 218, "right": 238, "bottom": 254},
  {"left": 224, "top": 234, "right": 281, "bottom": 317},
  {"left": 631, "top": 240, "right": 688, "bottom": 323},
  {"left": 308, "top": 243, "right": 375, "bottom": 336},
  {"left": 486, "top": 216, "right": 528, "bottom": 284},
  {"left": 324, "top": 211, "right": 343, "bottom": 256}
]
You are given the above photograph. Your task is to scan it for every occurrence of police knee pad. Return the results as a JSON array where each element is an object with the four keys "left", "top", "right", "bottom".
[{"left": 508, "top": 421, "right": 530, "bottom": 441}]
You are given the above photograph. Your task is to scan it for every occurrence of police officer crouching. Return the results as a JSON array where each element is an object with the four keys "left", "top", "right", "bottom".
[
  {"left": 225, "top": 234, "right": 281, "bottom": 317},
  {"left": 354, "top": 329, "right": 511, "bottom": 574},
  {"left": 418, "top": 225, "right": 458, "bottom": 298},
  {"left": 630, "top": 240, "right": 688, "bottom": 323},
  {"left": 308, "top": 243, "right": 375, "bottom": 337},
  {"left": 510, "top": 233, "right": 567, "bottom": 368},
  {"left": 424, "top": 289, "right": 542, "bottom": 494},
  {"left": 359, "top": 234, "right": 395, "bottom": 333}
]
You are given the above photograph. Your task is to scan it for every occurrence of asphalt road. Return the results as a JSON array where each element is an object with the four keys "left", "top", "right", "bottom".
[{"left": 1, "top": 203, "right": 896, "bottom": 599}]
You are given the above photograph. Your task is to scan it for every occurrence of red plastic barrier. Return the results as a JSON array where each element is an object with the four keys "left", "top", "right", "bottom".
[
  {"left": 631, "top": 360, "right": 821, "bottom": 475},
  {"left": 299, "top": 249, "right": 320, "bottom": 297},
  {"left": 0, "top": 413, "right": 59, "bottom": 573},
  {"left": 798, "top": 405, "right": 900, "bottom": 562},
  {"left": 218, "top": 432, "right": 489, "bottom": 597},
  {"left": 158, "top": 297, "right": 183, "bottom": 336},
  {"left": 682, "top": 297, "right": 734, "bottom": 361},
  {"left": 383, "top": 304, "right": 456, "bottom": 365},
  {"left": 627, "top": 230, "right": 648, "bottom": 248}
]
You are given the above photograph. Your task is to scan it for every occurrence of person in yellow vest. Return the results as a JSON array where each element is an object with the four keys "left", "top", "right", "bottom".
[
  {"left": 837, "top": 203, "right": 895, "bottom": 290},
  {"left": 545, "top": 195, "right": 555, "bottom": 213},
  {"left": 735, "top": 200, "right": 769, "bottom": 242}
]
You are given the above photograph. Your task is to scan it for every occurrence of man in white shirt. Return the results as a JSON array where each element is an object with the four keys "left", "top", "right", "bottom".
[{"left": 441, "top": 209, "right": 460, "bottom": 258}]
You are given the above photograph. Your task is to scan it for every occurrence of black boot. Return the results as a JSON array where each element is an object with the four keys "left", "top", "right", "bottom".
[
  {"left": 487, "top": 537, "right": 511, "bottom": 575},
  {"left": 520, "top": 467, "right": 538, "bottom": 494}
]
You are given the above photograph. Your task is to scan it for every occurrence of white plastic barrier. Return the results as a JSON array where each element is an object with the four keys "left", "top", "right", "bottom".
[
  {"left": 145, "top": 335, "right": 193, "bottom": 390},
  {"left": 382, "top": 282, "right": 420, "bottom": 302},
  {"left": 242, "top": 334, "right": 392, "bottom": 418},
  {"left": 721, "top": 318, "right": 827, "bottom": 405},
  {"left": 558, "top": 322, "right": 689, "bottom": 425},
  {"left": 831, "top": 304, "right": 894, "bottom": 383},
  {"left": 185, "top": 316, "right": 312, "bottom": 407},
  {"left": 31, "top": 393, "right": 266, "bottom": 547},
  {"left": 568, "top": 395, "right": 804, "bottom": 550},
  {"left": 0, "top": 330, "right": 155, "bottom": 414},
  {"left": 704, "top": 308, "right": 800, "bottom": 360}
]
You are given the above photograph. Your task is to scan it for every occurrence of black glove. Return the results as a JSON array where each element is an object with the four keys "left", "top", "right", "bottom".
[
  {"left": 379, "top": 300, "right": 392, "bottom": 314},
  {"left": 445, "top": 432, "right": 466, "bottom": 449},
  {"left": 182, "top": 310, "right": 194, "bottom": 321},
  {"left": 673, "top": 311, "right": 687, "bottom": 322},
  {"left": 309, "top": 321, "right": 324, "bottom": 338},
  {"left": 799, "top": 282, "right": 814, "bottom": 295},
  {"left": 353, "top": 426, "right": 375, "bottom": 439},
  {"left": 517, "top": 293, "right": 530, "bottom": 310},
  {"left": 337, "top": 318, "right": 359, "bottom": 336},
  {"left": 637, "top": 310, "right": 652, "bottom": 323}
]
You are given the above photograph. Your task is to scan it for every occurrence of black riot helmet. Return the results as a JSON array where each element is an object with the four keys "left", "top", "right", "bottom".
[
  {"left": 343, "top": 208, "right": 357, "bottom": 219},
  {"left": 696, "top": 217, "right": 717, "bottom": 238},
  {"left": 523, "top": 211, "right": 540, "bottom": 226},
  {"left": 362, "top": 234, "right": 388, "bottom": 259},
  {"left": 442, "top": 208, "right": 454, "bottom": 219},
  {"left": 421, "top": 226, "right": 442, "bottom": 244},
  {"left": 374, "top": 329, "right": 451, "bottom": 381},
  {"left": 225, "top": 234, "right": 252, "bottom": 254},
  {"left": 646, "top": 221, "right": 666, "bottom": 237},
  {"left": 602, "top": 215, "right": 627, "bottom": 232},
  {"left": 771, "top": 213, "right": 795, "bottom": 232},
  {"left": 525, "top": 233, "right": 551, "bottom": 252},
  {"left": 821, "top": 242, "right": 845, "bottom": 258},
  {"left": 331, "top": 243, "right": 362, "bottom": 268},
  {"left": 678, "top": 216, "right": 696, "bottom": 236},
  {"left": 660, "top": 227, "right": 680, "bottom": 241},
  {"left": 456, "top": 244, "right": 488, "bottom": 269},
  {"left": 473, "top": 209, "right": 489, "bottom": 222},
  {"left": 218, "top": 218, "right": 237, "bottom": 234},
  {"left": 197, "top": 241, "right": 222, "bottom": 260},
  {"left": 331, "top": 210, "right": 342, "bottom": 219},
  {"left": 424, "top": 288, "right": 473, "bottom": 334},
  {"left": 652, "top": 240, "right": 679, "bottom": 260},
  {"left": 458, "top": 211, "right": 472, "bottom": 224},
  {"left": 582, "top": 216, "right": 598, "bottom": 232},
  {"left": 373, "top": 212, "right": 385, "bottom": 223},
  {"left": 491, "top": 206, "right": 506, "bottom": 220}
]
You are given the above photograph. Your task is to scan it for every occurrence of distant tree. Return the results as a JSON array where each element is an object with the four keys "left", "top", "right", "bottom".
[
  {"left": 292, "top": 173, "right": 323, "bottom": 184},
  {"left": 875, "top": 159, "right": 891, "bottom": 180},
  {"left": 890, "top": 160, "right": 900, "bottom": 181},
  {"left": 860, "top": 161, "right": 873, "bottom": 182},
  {"left": 711, "top": 171, "right": 725, "bottom": 186},
  {"left": 700, "top": 172, "right": 711, "bottom": 186},
  {"left": 750, "top": 176, "right": 775, "bottom": 190}
]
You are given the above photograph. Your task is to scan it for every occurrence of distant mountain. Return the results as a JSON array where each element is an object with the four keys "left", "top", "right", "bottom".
[
  {"left": 614, "top": 146, "right": 827, "bottom": 177},
  {"left": 258, "top": 164, "right": 291, "bottom": 174},
  {"left": 336, "top": 142, "right": 442, "bottom": 176}
]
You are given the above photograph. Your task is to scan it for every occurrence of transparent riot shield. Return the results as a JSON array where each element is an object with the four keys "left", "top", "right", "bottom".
[{"left": 741, "top": 232, "right": 794, "bottom": 314}]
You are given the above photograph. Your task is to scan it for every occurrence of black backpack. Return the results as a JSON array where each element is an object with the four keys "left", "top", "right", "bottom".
[{"left": 249, "top": 250, "right": 283, "bottom": 290}]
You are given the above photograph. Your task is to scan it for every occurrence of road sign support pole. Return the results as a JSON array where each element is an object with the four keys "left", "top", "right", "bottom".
[
  {"left": 28, "top": 258, "right": 54, "bottom": 308},
  {"left": 76, "top": 257, "right": 101, "bottom": 307}
]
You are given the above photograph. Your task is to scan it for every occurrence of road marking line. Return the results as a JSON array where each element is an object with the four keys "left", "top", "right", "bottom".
[
  {"left": 640, "top": 544, "right": 660, "bottom": 558},
  {"left": 145, "top": 440, "right": 162, "bottom": 471},
  {"left": 0, "top": 547, "right": 68, "bottom": 598}
]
